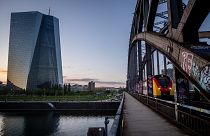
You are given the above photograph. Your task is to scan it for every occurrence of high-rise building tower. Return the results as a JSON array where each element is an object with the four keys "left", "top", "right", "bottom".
[
  {"left": 88, "top": 81, "right": 95, "bottom": 91},
  {"left": 7, "top": 11, "right": 63, "bottom": 90}
]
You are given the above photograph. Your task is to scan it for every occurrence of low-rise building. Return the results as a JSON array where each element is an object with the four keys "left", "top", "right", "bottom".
[{"left": 71, "top": 84, "right": 88, "bottom": 92}]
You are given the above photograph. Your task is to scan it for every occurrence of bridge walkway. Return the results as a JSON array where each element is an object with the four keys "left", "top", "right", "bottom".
[{"left": 123, "top": 92, "right": 188, "bottom": 136}]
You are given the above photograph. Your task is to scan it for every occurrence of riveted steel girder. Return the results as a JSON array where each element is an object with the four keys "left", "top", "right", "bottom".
[
  {"left": 174, "top": 0, "right": 210, "bottom": 42},
  {"left": 132, "top": 32, "right": 210, "bottom": 102},
  {"left": 127, "top": 0, "right": 210, "bottom": 102}
]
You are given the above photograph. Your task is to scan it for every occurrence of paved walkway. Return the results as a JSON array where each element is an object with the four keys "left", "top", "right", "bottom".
[{"left": 123, "top": 93, "right": 188, "bottom": 136}]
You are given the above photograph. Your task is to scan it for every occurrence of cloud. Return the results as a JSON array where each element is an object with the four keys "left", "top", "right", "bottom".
[
  {"left": 64, "top": 77, "right": 125, "bottom": 85},
  {"left": 65, "top": 78, "right": 97, "bottom": 82},
  {"left": 95, "top": 81, "right": 125, "bottom": 85},
  {"left": 0, "top": 70, "right": 7, "bottom": 73}
]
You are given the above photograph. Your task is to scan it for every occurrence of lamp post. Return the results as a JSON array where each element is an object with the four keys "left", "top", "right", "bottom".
[{"left": 104, "top": 117, "right": 109, "bottom": 136}]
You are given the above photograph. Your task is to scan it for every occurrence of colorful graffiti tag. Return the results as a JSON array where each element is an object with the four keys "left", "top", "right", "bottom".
[
  {"left": 181, "top": 52, "right": 193, "bottom": 75},
  {"left": 199, "top": 65, "right": 210, "bottom": 93},
  {"left": 147, "top": 75, "right": 153, "bottom": 96},
  {"left": 175, "top": 69, "right": 189, "bottom": 103},
  {"left": 191, "top": 62, "right": 200, "bottom": 80}
]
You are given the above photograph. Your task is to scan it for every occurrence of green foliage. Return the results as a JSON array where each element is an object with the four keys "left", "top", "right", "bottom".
[{"left": 0, "top": 87, "right": 123, "bottom": 101}]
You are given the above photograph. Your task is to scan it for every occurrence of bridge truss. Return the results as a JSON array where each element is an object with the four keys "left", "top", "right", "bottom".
[{"left": 127, "top": 0, "right": 210, "bottom": 103}]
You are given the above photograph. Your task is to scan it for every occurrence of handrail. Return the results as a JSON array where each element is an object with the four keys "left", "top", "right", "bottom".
[
  {"left": 137, "top": 92, "right": 210, "bottom": 115},
  {"left": 128, "top": 92, "right": 210, "bottom": 135},
  {"left": 108, "top": 93, "right": 125, "bottom": 136}
]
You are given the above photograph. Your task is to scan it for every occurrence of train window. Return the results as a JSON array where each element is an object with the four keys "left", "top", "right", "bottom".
[{"left": 156, "top": 76, "right": 170, "bottom": 87}]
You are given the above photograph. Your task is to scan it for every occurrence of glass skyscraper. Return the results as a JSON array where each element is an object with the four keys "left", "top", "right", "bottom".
[{"left": 7, "top": 11, "right": 63, "bottom": 90}]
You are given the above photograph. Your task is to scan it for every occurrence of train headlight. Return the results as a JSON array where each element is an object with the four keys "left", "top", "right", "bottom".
[
  {"left": 158, "top": 87, "right": 161, "bottom": 90},
  {"left": 169, "top": 87, "right": 172, "bottom": 90}
]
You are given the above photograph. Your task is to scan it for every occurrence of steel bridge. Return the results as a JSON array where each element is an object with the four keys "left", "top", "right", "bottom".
[
  {"left": 127, "top": 0, "right": 210, "bottom": 102},
  {"left": 123, "top": 0, "right": 210, "bottom": 135}
]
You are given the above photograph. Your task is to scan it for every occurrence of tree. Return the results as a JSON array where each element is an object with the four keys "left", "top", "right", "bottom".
[{"left": 68, "top": 83, "right": 71, "bottom": 92}]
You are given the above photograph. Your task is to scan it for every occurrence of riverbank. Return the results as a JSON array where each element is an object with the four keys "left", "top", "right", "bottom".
[
  {"left": 0, "top": 91, "right": 121, "bottom": 101},
  {"left": 0, "top": 101, "right": 120, "bottom": 112}
]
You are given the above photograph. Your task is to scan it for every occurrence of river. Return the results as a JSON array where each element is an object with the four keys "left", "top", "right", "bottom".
[{"left": 0, "top": 111, "right": 114, "bottom": 136}]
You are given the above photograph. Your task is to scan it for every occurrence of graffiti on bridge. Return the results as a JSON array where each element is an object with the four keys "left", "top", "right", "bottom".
[
  {"left": 180, "top": 51, "right": 210, "bottom": 94},
  {"left": 199, "top": 65, "right": 210, "bottom": 93},
  {"left": 191, "top": 62, "right": 200, "bottom": 80},
  {"left": 175, "top": 69, "right": 189, "bottom": 102},
  {"left": 147, "top": 75, "right": 153, "bottom": 96},
  {"left": 181, "top": 52, "right": 193, "bottom": 75}
]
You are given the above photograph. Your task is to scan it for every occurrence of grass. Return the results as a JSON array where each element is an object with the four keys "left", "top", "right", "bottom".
[{"left": 0, "top": 92, "right": 117, "bottom": 102}]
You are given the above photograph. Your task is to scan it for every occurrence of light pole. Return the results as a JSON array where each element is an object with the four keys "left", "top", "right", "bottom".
[{"left": 104, "top": 117, "right": 109, "bottom": 136}]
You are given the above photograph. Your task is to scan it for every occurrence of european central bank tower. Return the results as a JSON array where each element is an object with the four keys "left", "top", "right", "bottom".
[{"left": 7, "top": 11, "right": 63, "bottom": 90}]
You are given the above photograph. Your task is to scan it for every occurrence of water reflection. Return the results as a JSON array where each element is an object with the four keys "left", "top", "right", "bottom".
[
  {"left": 0, "top": 112, "right": 114, "bottom": 136},
  {"left": 24, "top": 112, "right": 59, "bottom": 136},
  {"left": 1, "top": 115, "right": 25, "bottom": 136}
]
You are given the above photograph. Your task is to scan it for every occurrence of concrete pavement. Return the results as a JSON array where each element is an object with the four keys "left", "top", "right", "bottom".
[{"left": 123, "top": 92, "right": 188, "bottom": 136}]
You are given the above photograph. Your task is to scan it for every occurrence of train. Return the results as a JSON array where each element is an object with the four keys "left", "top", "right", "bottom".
[{"left": 143, "top": 74, "right": 174, "bottom": 99}]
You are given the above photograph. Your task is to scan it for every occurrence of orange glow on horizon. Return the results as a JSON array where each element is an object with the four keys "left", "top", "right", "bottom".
[
  {"left": 0, "top": 70, "right": 125, "bottom": 88},
  {"left": 64, "top": 81, "right": 125, "bottom": 88},
  {"left": 0, "top": 70, "right": 7, "bottom": 84}
]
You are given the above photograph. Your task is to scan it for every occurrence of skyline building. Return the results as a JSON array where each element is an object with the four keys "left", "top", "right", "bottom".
[
  {"left": 7, "top": 11, "right": 63, "bottom": 90},
  {"left": 88, "top": 81, "right": 95, "bottom": 91}
]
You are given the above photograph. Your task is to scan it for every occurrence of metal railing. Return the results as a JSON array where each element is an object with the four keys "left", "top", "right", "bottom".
[
  {"left": 178, "top": 110, "right": 210, "bottom": 136},
  {"left": 108, "top": 93, "right": 124, "bottom": 136},
  {"left": 128, "top": 92, "right": 210, "bottom": 136}
]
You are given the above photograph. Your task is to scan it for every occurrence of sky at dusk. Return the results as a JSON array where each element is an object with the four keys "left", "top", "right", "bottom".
[{"left": 0, "top": 0, "right": 137, "bottom": 87}]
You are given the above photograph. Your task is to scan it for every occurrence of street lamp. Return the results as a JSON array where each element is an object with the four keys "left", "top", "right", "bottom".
[{"left": 104, "top": 117, "right": 109, "bottom": 136}]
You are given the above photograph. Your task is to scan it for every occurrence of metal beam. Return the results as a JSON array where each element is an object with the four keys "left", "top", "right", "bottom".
[
  {"left": 199, "top": 31, "right": 210, "bottom": 39},
  {"left": 159, "top": 23, "right": 168, "bottom": 34},
  {"left": 163, "top": 56, "right": 167, "bottom": 75},
  {"left": 146, "top": 42, "right": 153, "bottom": 96},
  {"left": 157, "top": 51, "right": 160, "bottom": 75},
  {"left": 167, "top": 0, "right": 183, "bottom": 35},
  {"left": 154, "top": 20, "right": 167, "bottom": 26},
  {"left": 175, "top": 0, "right": 210, "bottom": 42},
  {"left": 138, "top": 41, "right": 143, "bottom": 81},
  {"left": 145, "top": 0, "right": 159, "bottom": 31},
  {"left": 159, "top": 0, "right": 167, "bottom": 5},
  {"left": 156, "top": 11, "right": 168, "bottom": 20},
  {"left": 132, "top": 31, "right": 210, "bottom": 102}
]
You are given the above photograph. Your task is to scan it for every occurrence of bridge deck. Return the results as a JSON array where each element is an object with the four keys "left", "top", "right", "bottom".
[{"left": 123, "top": 92, "right": 188, "bottom": 136}]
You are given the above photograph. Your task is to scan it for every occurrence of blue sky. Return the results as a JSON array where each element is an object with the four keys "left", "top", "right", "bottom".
[{"left": 0, "top": 0, "right": 136, "bottom": 87}]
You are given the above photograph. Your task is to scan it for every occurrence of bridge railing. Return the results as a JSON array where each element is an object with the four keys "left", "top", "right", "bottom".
[
  {"left": 108, "top": 93, "right": 124, "bottom": 136},
  {"left": 178, "top": 109, "right": 210, "bottom": 135},
  {"left": 131, "top": 92, "right": 176, "bottom": 120},
  {"left": 128, "top": 92, "right": 210, "bottom": 136}
]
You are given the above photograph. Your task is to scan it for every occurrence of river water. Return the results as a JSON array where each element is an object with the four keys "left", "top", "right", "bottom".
[{"left": 0, "top": 112, "right": 114, "bottom": 136}]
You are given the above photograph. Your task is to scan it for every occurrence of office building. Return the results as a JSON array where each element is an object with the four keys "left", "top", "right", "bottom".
[
  {"left": 7, "top": 11, "right": 63, "bottom": 90},
  {"left": 88, "top": 81, "right": 95, "bottom": 91}
]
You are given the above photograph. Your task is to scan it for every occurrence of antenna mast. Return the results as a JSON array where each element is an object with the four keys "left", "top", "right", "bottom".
[{"left": 48, "top": 7, "right": 51, "bottom": 15}]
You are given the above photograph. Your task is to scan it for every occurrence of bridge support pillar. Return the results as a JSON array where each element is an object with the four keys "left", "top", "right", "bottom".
[
  {"left": 138, "top": 41, "right": 143, "bottom": 94},
  {"left": 163, "top": 56, "right": 167, "bottom": 75},
  {"left": 167, "top": 0, "right": 183, "bottom": 37},
  {"left": 146, "top": 43, "right": 153, "bottom": 96},
  {"left": 174, "top": 68, "right": 189, "bottom": 103},
  {"left": 156, "top": 51, "right": 160, "bottom": 75}
]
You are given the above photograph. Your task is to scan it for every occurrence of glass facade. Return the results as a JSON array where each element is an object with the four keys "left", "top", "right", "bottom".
[{"left": 7, "top": 11, "right": 63, "bottom": 90}]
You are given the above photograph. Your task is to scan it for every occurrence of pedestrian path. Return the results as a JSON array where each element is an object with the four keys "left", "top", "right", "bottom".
[{"left": 123, "top": 92, "right": 188, "bottom": 136}]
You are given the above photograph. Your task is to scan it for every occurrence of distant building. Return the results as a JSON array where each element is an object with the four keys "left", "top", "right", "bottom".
[
  {"left": 7, "top": 11, "right": 63, "bottom": 90},
  {"left": 71, "top": 84, "right": 83, "bottom": 92},
  {"left": 88, "top": 81, "right": 95, "bottom": 91},
  {"left": 71, "top": 84, "right": 88, "bottom": 92},
  {"left": 83, "top": 85, "right": 88, "bottom": 91}
]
